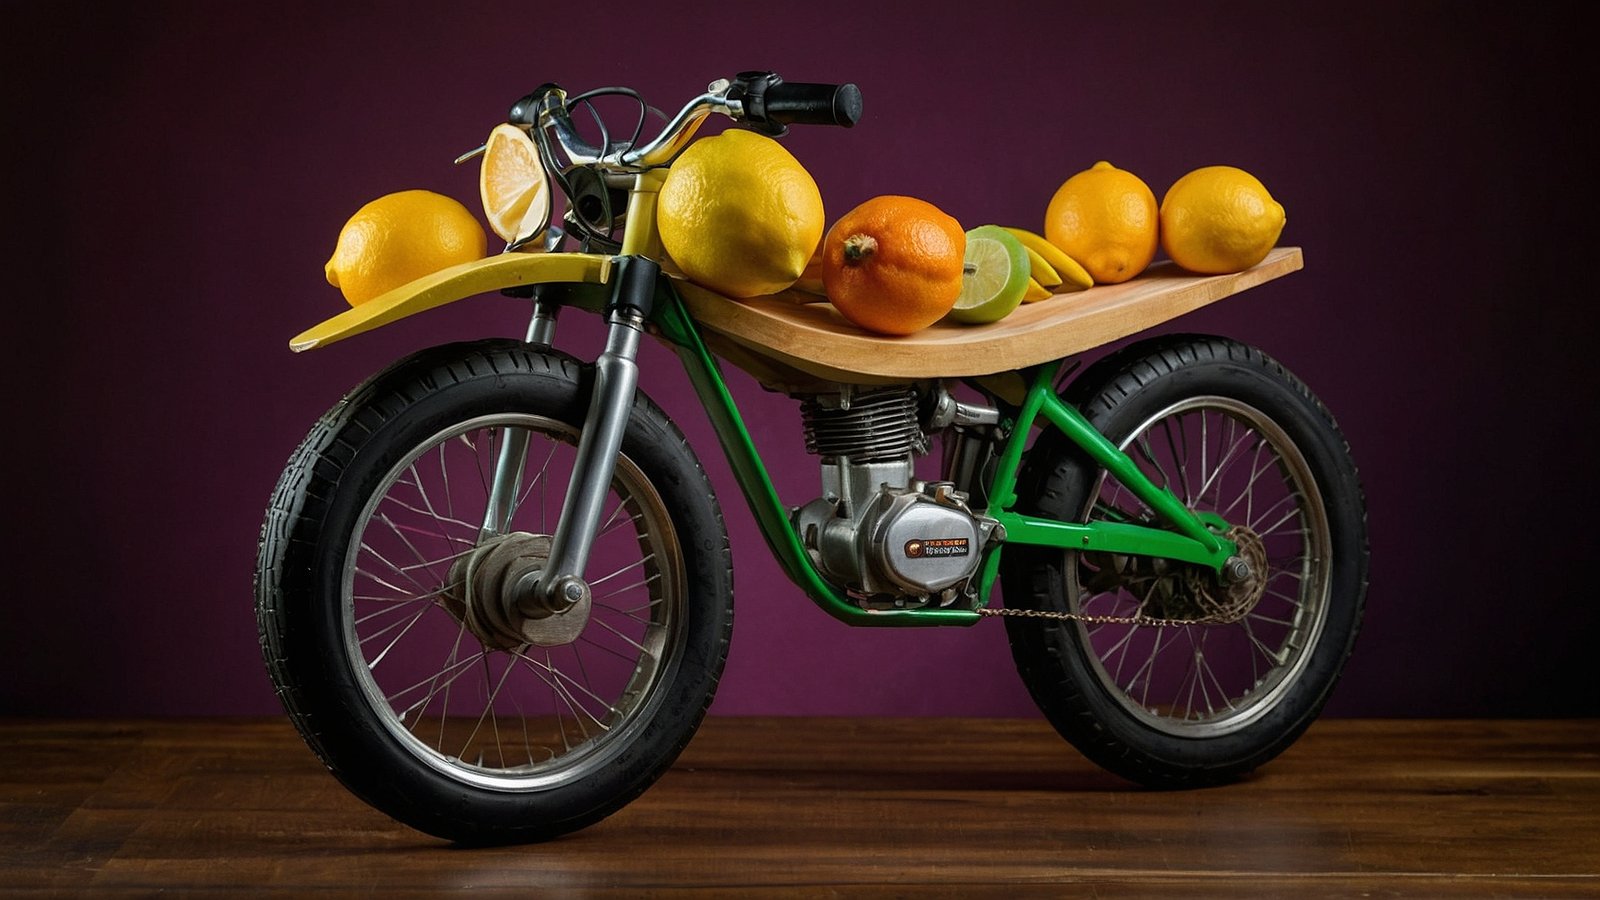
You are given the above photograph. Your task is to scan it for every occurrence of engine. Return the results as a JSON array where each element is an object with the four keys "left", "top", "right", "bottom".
[{"left": 790, "top": 387, "right": 997, "bottom": 608}]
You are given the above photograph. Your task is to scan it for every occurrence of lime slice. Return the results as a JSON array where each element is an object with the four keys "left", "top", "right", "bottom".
[{"left": 947, "top": 225, "right": 1030, "bottom": 324}]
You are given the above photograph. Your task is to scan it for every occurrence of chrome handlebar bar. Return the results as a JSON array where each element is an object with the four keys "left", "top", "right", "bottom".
[
  {"left": 531, "top": 78, "right": 740, "bottom": 173},
  {"left": 525, "top": 72, "right": 861, "bottom": 174}
]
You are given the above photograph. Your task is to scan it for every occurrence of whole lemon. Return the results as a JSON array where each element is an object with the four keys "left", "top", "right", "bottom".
[
  {"left": 1044, "top": 161, "right": 1159, "bottom": 284},
  {"left": 325, "top": 190, "right": 487, "bottom": 307},
  {"left": 657, "top": 130, "right": 825, "bottom": 298},
  {"left": 1160, "top": 166, "right": 1286, "bottom": 274}
]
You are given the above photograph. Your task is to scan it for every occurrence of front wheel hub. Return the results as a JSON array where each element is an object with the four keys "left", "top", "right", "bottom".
[{"left": 442, "top": 532, "right": 592, "bottom": 649}]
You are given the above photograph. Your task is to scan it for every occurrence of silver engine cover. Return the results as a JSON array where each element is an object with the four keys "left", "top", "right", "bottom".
[
  {"left": 869, "top": 491, "right": 982, "bottom": 595},
  {"left": 795, "top": 477, "right": 988, "bottom": 603}
]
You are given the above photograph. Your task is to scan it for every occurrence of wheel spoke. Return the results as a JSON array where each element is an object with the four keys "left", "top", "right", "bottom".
[
  {"left": 1219, "top": 444, "right": 1275, "bottom": 520},
  {"left": 508, "top": 441, "right": 561, "bottom": 527},
  {"left": 354, "top": 566, "right": 423, "bottom": 600},
  {"left": 1134, "top": 432, "right": 1172, "bottom": 494},
  {"left": 1241, "top": 616, "right": 1290, "bottom": 667},
  {"left": 1194, "top": 427, "right": 1254, "bottom": 508},
  {"left": 437, "top": 442, "right": 453, "bottom": 519},
  {"left": 354, "top": 579, "right": 461, "bottom": 610},
  {"left": 589, "top": 553, "right": 656, "bottom": 587},
  {"left": 514, "top": 648, "right": 620, "bottom": 726},
  {"left": 595, "top": 571, "right": 662, "bottom": 604},
  {"left": 457, "top": 653, "right": 518, "bottom": 761},
  {"left": 387, "top": 644, "right": 477, "bottom": 709},
  {"left": 359, "top": 542, "right": 431, "bottom": 594},
  {"left": 364, "top": 603, "right": 432, "bottom": 669},
  {"left": 1159, "top": 416, "right": 1192, "bottom": 504},
  {"left": 389, "top": 470, "right": 481, "bottom": 535}
]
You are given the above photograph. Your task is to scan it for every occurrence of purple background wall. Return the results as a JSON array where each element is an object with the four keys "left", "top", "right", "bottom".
[{"left": 4, "top": 2, "right": 1595, "bottom": 718}]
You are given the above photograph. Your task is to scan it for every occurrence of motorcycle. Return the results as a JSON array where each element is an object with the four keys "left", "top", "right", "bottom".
[{"left": 255, "top": 72, "right": 1368, "bottom": 843}]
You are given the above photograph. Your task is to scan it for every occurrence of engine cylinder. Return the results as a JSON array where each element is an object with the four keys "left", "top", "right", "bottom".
[{"left": 800, "top": 389, "right": 922, "bottom": 462}]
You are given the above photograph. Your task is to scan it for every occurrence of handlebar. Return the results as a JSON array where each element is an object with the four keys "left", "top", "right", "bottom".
[
  {"left": 730, "top": 72, "right": 863, "bottom": 133},
  {"left": 513, "top": 72, "right": 861, "bottom": 174}
]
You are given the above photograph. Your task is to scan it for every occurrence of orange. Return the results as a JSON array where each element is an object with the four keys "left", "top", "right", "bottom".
[
  {"left": 1160, "top": 166, "right": 1286, "bottom": 274},
  {"left": 821, "top": 196, "right": 966, "bottom": 336},
  {"left": 1044, "top": 161, "right": 1158, "bottom": 284},
  {"left": 324, "top": 190, "right": 487, "bottom": 307}
]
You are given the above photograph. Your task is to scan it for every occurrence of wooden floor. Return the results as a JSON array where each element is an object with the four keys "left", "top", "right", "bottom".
[{"left": 3, "top": 718, "right": 1597, "bottom": 896}]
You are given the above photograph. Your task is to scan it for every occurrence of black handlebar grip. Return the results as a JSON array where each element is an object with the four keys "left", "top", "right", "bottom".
[{"left": 763, "top": 82, "right": 863, "bottom": 128}]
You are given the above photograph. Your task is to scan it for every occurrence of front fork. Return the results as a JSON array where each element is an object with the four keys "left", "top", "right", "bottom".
[{"left": 483, "top": 256, "right": 659, "bottom": 618}]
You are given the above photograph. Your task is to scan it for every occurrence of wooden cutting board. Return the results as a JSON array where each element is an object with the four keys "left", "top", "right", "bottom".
[{"left": 675, "top": 246, "right": 1303, "bottom": 384}]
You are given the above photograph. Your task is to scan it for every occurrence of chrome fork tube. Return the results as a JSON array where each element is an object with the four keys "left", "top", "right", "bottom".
[
  {"left": 481, "top": 433, "right": 530, "bottom": 539},
  {"left": 525, "top": 292, "right": 560, "bottom": 346},
  {"left": 480, "top": 292, "right": 562, "bottom": 538},
  {"left": 523, "top": 257, "right": 657, "bottom": 612}
]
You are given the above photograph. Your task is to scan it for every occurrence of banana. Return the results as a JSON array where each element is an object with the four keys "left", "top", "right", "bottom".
[
  {"left": 1023, "top": 277, "right": 1052, "bottom": 303},
  {"left": 1024, "top": 247, "right": 1063, "bottom": 288},
  {"left": 791, "top": 276, "right": 827, "bottom": 298},
  {"left": 1004, "top": 227, "right": 1094, "bottom": 291},
  {"left": 792, "top": 246, "right": 828, "bottom": 298}
]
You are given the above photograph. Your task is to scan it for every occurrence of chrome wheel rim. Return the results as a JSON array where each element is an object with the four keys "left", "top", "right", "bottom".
[
  {"left": 341, "top": 414, "right": 683, "bottom": 791},
  {"left": 1072, "top": 397, "right": 1331, "bottom": 738}
]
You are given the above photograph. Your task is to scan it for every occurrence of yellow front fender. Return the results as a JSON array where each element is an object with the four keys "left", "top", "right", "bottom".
[{"left": 290, "top": 252, "right": 614, "bottom": 352}]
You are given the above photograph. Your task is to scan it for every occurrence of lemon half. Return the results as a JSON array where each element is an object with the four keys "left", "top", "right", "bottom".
[{"left": 480, "top": 123, "right": 551, "bottom": 246}]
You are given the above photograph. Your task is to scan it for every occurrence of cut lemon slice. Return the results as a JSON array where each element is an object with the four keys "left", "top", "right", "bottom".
[
  {"left": 947, "top": 225, "right": 1030, "bottom": 325},
  {"left": 480, "top": 124, "right": 550, "bottom": 245}
]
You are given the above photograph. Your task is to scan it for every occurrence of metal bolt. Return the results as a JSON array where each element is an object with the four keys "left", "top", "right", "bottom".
[{"left": 1225, "top": 557, "right": 1253, "bottom": 583}]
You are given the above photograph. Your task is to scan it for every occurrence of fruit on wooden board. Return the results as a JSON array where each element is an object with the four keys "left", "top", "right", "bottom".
[
  {"left": 947, "top": 225, "right": 1030, "bottom": 324},
  {"left": 821, "top": 195, "right": 966, "bottom": 336},
  {"left": 1160, "top": 166, "right": 1285, "bottom": 274},
  {"left": 480, "top": 124, "right": 550, "bottom": 246},
  {"left": 1003, "top": 226, "right": 1093, "bottom": 292},
  {"left": 1024, "top": 247, "right": 1063, "bottom": 288},
  {"left": 793, "top": 237, "right": 827, "bottom": 295},
  {"left": 657, "top": 130, "right": 825, "bottom": 298},
  {"left": 1044, "top": 161, "right": 1158, "bottom": 284},
  {"left": 324, "top": 190, "right": 487, "bottom": 307}
]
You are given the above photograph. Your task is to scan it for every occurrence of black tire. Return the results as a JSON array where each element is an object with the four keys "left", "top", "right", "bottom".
[
  {"left": 1001, "top": 334, "right": 1367, "bottom": 787},
  {"left": 255, "top": 339, "right": 733, "bottom": 843}
]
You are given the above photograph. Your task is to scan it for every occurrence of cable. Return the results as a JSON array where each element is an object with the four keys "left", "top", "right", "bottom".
[{"left": 514, "top": 85, "right": 672, "bottom": 251}]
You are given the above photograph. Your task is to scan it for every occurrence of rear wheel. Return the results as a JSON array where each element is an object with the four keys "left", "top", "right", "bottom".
[
  {"left": 1002, "top": 334, "right": 1367, "bottom": 787},
  {"left": 255, "top": 340, "right": 733, "bottom": 842}
]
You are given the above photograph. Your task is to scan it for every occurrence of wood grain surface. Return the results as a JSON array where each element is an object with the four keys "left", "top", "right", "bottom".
[
  {"left": 676, "top": 247, "right": 1304, "bottom": 384},
  {"left": 3, "top": 716, "right": 1596, "bottom": 896}
]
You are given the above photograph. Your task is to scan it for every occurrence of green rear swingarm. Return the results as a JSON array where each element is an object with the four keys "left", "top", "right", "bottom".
[{"left": 651, "top": 284, "right": 1237, "bottom": 627}]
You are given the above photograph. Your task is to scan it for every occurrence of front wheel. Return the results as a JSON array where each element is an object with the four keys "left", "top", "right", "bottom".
[
  {"left": 255, "top": 340, "right": 733, "bottom": 843},
  {"left": 1001, "top": 334, "right": 1368, "bottom": 787}
]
